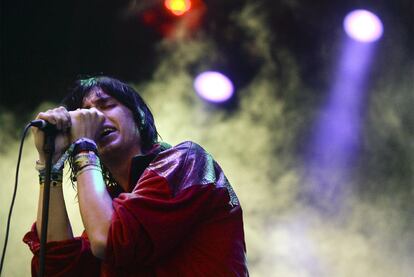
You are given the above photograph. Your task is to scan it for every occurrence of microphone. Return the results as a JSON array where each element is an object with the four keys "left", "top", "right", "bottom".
[{"left": 30, "top": 119, "right": 57, "bottom": 132}]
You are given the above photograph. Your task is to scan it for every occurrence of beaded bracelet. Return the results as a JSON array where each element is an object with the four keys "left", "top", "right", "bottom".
[
  {"left": 35, "top": 138, "right": 98, "bottom": 186},
  {"left": 39, "top": 180, "right": 63, "bottom": 188},
  {"left": 35, "top": 143, "right": 75, "bottom": 173},
  {"left": 38, "top": 169, "right": 63, "bottom": 187}
]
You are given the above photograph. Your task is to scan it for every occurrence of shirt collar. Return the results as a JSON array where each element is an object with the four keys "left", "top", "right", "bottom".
[{"left": 128, "top": 142, "right": 171, "bottom": 191}]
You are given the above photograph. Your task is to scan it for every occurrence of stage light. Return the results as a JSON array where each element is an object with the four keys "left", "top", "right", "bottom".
[
  {"left": 306, "top": 11, "right": 380, "bottom": 211},
  {"left": 343, "top": 9, "right": 383, "bottom": 43},
  {"left": 194, "top": 71, "right": 234, "bottom": 103},
  {"left": 164, "top": 0, "right": 192, "bottom": 16}
]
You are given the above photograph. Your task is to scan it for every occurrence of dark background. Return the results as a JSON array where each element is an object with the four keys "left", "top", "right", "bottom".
[{"left": 1, "top": 0, "right": 412, "bottom": 113}]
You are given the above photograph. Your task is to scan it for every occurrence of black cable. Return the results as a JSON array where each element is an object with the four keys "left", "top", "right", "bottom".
[{"left": 0, "top": 123, "right": 32, "bottom": 275}]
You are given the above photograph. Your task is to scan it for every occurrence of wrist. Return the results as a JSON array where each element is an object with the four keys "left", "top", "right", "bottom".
[
  {"left": 37, "top": 152, "right": 64, "bottom": 165},
  {"left": 37, "top": 153, "right": 46, "bottom": 164},
  {"left": 38, "top": 167, "right": 63, "bottom": 187}
]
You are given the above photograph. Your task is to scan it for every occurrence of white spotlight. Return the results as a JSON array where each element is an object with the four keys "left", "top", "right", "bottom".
[
  {"left": 194, "top": 71, "right": 234, "bottom": 103},
  {"left": 343, "top": 9, "right": 383, "bottom": 43}
]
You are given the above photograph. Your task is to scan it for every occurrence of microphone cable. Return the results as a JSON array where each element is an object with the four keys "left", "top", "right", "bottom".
[{"left": 0, "top": 123, "right": 32, "bottom": 275}]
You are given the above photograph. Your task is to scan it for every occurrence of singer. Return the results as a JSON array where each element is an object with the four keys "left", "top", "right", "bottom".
[{"left": 23, "top": 76, "right": 248, "bottom": 276}]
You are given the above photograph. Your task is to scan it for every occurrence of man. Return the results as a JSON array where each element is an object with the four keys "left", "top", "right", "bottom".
[{"left": 24, "top": 76, "right": 248, "bottom": 276}]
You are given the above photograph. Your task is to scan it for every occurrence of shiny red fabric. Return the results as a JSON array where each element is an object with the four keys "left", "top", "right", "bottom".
[{"left": 23, "top": 141, "right": 248, "bottom": 276}]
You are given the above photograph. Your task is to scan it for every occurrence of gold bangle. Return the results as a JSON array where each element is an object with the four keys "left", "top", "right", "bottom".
[
  {"left": 73, "top": 152, "right": 100, "bottom": 173},
  {"left": 75, "top": 165, "right": 102, "bottom": 179}
]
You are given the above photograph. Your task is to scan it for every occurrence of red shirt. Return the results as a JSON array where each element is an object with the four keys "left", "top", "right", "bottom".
[{"left": 24, "top": 141, "right": 248, "bottom": 276}]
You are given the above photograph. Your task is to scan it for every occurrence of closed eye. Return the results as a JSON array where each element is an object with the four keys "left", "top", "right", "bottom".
[{"left": 102, "top": 103, "right": 116, "bottom": 109}]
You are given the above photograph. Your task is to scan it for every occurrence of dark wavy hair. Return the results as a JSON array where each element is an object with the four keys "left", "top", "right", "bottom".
[
  {"left": 62, "top": 76, "right": 158, "bottom": 151},
  {"left": 62, "top": 76, "right": 159, "bottom": 189}
]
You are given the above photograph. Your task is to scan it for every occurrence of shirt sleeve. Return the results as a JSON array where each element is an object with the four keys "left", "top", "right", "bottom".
[
  {"left": 105, "top": 141, "right": 237, "bottom": 268},
  {"left": 23, "top": 224, "right": 100, "bottom": 276}
]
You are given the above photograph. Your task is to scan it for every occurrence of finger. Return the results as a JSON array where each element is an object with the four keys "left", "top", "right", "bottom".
[
  {"left": 53, "top": 106, "right": 72, "bottom": 130},
  {"left": 52, "top": 108, "right": 65, "bottom": 130},
  {"left": 56, "top": 106, "right": 71, "bottom": 131},
  {"left": 89, "top": 107, "right": 105, "bottom": 122},
  {"left": 36, "top": 111, "right": 58, "bottom": 126},
  {"left": 70, "top": 109, "right": 86, "bottom": 130},
  {"left": 64, "top": 109, "right": 72, "bottom": 130}
]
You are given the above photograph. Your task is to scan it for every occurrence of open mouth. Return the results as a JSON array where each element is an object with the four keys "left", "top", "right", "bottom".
[{"left": 100, "top": 127, "right": 116, "bottom": 138}]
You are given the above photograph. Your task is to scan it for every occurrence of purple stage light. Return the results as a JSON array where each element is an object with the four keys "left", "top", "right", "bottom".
[
  {"left": 305, "top": 24, "right": 378, "bottom": 212},
  {"left": 343, "top": 9, "right": 383, "bottom": 43},
  {"left": 194, "top": 71, "right": 234, "bottom": 103}
]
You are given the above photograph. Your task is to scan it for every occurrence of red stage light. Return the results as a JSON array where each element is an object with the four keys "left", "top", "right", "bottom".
[{"left": 164, "top": 0, "right": 192, "bottom": 16}]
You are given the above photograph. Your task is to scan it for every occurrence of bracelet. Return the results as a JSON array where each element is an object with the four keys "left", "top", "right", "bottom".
[
  {"left": 39, "top": 169, "right": 63, "bottom": 187},
  {"left": 35, "top": 160, "right": 45, "bottom": 172},
  {"left": 71, "top": 151, "right": 101, "bottom": 181},
  {"left": 72, "top": 138, "right": 98, "bottom": 156},
  {"left": 53, "top": 143, "right": 75, "bottom": 171},
  {"left": 35, "top": 138, "right": 96, "bottom": 174},
  {"left": 72, "top": 151, "right": 101, "bottom": 172},
  {"left": 39, "top": 181, "right": 63, "bottom": 187},
  {"left": 35, "top": 143, "right": 75, "bottom": 173},
  {"left": 75, "top": 165, "right": 102, "bottom": 179}
]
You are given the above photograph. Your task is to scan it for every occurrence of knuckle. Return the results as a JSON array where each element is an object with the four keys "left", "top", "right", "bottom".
[
  {"left": 37, "top": 111, "right": 54, "bottom": 120},
  {"left": 72, "top": 111, "right": 82, "bottom": 119}
]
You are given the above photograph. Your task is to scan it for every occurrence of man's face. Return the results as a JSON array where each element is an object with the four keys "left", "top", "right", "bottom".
[{"left": 82, "top": 87, "right": 142, "bottom": 160}]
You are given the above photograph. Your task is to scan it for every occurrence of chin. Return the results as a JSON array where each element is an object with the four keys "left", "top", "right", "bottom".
[{"left": 98, "top": 141, "right": 118, "bottom": 158}]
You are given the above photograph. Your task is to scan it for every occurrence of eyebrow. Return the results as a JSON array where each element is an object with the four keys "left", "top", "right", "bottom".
[
  {"left": 95, "top": 96, "right": 112, "bottom": 104},
  {"left": 83, "top": 95, "right": 113, "bottom": 108}
]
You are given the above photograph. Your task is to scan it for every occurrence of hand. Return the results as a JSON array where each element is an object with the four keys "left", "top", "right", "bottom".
[
  {"left": 33, "top": 106, "right": 72, "bottom": 164},
  {"left": 69, "top": 107, "right": 105, "bottom": 143}
]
